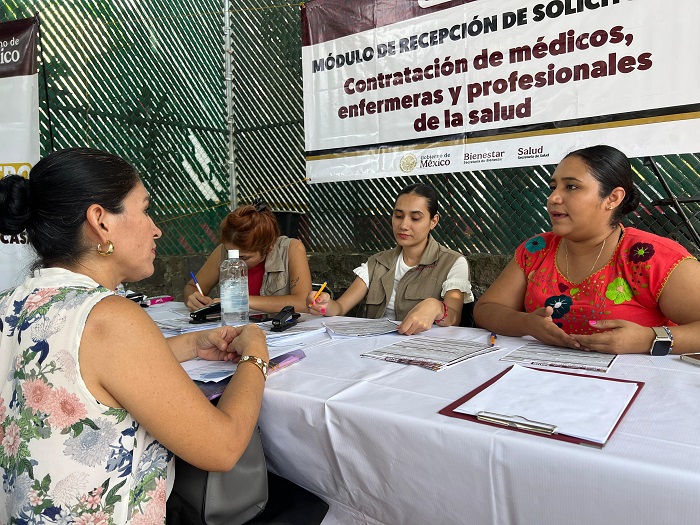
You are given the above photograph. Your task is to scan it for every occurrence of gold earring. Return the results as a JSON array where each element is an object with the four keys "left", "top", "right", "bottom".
[
  {"left": 97, "top": 241, "right": 115, "bottom": 256},
  {"left": 608, "top": 205, "right": 614, "bottom": 210}
]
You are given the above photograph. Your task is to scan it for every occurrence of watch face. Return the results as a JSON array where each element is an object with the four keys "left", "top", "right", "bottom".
[{"left": 651, "top": 340, "right": 672, "bottom": 356}]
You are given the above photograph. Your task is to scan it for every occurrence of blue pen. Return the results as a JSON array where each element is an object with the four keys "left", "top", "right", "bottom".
[{"left": 190, "top": 271, "right": 204, "bottom": 296}]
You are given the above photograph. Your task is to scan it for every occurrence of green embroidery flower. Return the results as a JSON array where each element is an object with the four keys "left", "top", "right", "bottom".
[{"left": 605, "top": 277, "right": 633, "bottom": 304}]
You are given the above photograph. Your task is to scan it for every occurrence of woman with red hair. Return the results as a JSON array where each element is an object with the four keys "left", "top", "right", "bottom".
[{"left": 184, "top": 202, "right": 312, "bottom": 314}]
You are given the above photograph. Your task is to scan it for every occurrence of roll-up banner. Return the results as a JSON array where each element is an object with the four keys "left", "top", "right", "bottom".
[
  {"left": 302, "top": 0, "right": 700, "bottom": 183},
  {"left": 0, "top": 17, "right": 38, "bottom": 290}
]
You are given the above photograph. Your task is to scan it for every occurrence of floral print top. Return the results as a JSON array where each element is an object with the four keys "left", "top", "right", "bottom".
[
  {"left": 516, "top": 226, "right": 695, "bottom": 334},
  {"left": 0, "top": 268, "right": 172, "bottom": 525}
]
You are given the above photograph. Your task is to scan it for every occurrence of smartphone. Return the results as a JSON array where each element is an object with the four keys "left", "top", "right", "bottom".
[{"left": 680, "top": 353, "right": 700, "bottom": 367}]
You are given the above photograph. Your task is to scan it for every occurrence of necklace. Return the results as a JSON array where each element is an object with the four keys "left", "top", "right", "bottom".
[{"left": 564, "top": 227, "right": 617, "bottom": 282}]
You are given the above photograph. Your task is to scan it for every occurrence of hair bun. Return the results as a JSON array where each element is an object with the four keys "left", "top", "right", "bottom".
[
  {"left": 620, "top": 184, "right": 641, "bottom": 215},
  {"left": 0, "top": 175, "right": 32, "bottom": 234}
]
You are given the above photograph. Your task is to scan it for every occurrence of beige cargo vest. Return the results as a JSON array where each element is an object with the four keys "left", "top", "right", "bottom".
[
  {"left": 364, "top": 236, "right": 461, "bottom": 320},
  {"left": 221, "top": 236, "right": 292, "bottom": 296}
]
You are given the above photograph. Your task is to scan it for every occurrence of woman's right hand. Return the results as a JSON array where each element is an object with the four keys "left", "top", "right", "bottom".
[
  {"left": 231, "top": 324, "right": 269, "bottom": 363},
  {"left": 526, "top": 306, "right": 580, "bottom": 349},
  {"left": 186, "top": 292, "right": 214, "bottom": 311},
  {"left": 306, "top": 291, "right": 331, "bottom": 316}
]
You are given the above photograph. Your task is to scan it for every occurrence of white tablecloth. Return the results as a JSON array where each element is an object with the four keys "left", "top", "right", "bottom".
[{"left": 256, "top": 319, "right": 700, "bottom": 525}]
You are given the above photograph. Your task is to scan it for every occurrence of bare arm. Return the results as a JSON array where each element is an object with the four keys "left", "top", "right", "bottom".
[
  {"left": 249, "top": 239, "right": 313, "bottom": 314},
  {"left": 398, "top": 289, "right": 464, "bottom": 335},
  {"left": 79, "top": 296, "right": 269, "bottom": 472},
  {"left": 474, "top": 257, "right": 579, "bottom": 348},
  {"left": 184, "top": 245, "right": 223, "bottom": 311},
  {"left": 307, "top": 276, "right": 369, "bottom": 316}
]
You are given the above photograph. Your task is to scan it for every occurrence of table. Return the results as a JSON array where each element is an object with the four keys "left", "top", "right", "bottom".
[{"left": 254, "top": 317, "right": 700, "bottom": 525}]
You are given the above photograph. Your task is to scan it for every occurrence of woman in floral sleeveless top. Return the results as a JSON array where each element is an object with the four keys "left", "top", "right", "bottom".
[
  {"left": 0, "top": 148, "right": 269, "bottom": 524},
  {"left": 474, "top": 145, "right": 700, "bottom": 354}
]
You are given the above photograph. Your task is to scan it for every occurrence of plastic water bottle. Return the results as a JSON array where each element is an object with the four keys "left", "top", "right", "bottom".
[{"left": 220, "top": 249, "right": 249, "bottom": 326}]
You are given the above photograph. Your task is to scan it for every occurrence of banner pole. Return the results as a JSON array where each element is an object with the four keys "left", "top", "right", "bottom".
[
  {"left": 223, "top": 0, "right": 236, "bottom": 210},
  {"left": 34, "top": 13, "right": 54, "bottom": 153}
]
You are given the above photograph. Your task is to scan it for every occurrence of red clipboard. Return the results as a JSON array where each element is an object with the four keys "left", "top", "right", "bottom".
[{"left": 438, "top": 366, "right": 644, "bottom": 448}]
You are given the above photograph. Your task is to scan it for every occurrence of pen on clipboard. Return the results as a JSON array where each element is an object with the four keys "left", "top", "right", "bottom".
[
  {"left": 308, "top": 281, "right": 327, "bottom": 308},
  {"left": 490, "top": 332, "right": 498, "bottom": 347},
  {"left": 190, "top": 271, "right": 204, "bottom": 296}
]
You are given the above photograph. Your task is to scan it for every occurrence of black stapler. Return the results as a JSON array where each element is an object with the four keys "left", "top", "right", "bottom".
[
  {"left": 190, "top": 302, "right": 222, "bottom": 324},
  {"left": 270, "top": 306, "right": 300, "bottom": 332}
]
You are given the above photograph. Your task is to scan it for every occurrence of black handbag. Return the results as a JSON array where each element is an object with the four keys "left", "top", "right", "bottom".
[{"left": 172, "top": 427, "right": 268, "bottom": 525}]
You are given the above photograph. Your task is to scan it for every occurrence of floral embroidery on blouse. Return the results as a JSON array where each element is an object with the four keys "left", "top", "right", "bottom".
[
  {"left": 544, "top": 295, "right": 573, "bottom": 319},
  {"left": 525, "top": 235, "right": 546, "bottom": 253},
  {"left": 628, "top": 242, "right": 655, "bottom": 263},
  {"left": 0, "top": 272, "right": 172, "bottom": 525},
  {"left": 605, "top": 277, "right": 634, "bottom": 304}
]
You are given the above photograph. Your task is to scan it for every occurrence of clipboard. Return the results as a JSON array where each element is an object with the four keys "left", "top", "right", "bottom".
[{"left": 439, "top": 366, "right": 644, "bottom": 447}]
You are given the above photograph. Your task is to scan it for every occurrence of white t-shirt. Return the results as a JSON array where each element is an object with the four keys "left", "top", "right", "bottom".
[{"left": 353, "top": 251, "right": 473, "bottom": 320}]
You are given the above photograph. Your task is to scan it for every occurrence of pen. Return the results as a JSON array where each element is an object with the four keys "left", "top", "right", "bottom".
[
  {"left": 308, "top": 281, "right": 328, "bottom": 308},
  {"left": 190, "top": 271, "right": 204, "bottom": 296},
  {"left": 490, "top": 332, "right": 497, "bottom": 347}
]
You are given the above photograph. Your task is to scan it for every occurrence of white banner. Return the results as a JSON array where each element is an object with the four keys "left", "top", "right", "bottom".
[
  {"left": 302, "top": 0, "right": 700, "bottom": 183},
  {"left": 0, "top": 17, "right": 39, "bottom": 290}
]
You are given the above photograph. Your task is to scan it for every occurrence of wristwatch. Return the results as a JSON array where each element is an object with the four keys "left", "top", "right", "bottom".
[
  {"left": 239, "top": 355, "right": 268, "bottom": 380},
  {"left": 649, "top": 327, "right": 673, "bottom": 356}
]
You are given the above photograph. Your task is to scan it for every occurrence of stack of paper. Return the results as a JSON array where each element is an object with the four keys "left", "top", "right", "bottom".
[
  {"left": 362, "top": 336, "right": 497, "bottom": 371},
  {"left": 323, "top": 318, "right": 400, "bottom": 337}
]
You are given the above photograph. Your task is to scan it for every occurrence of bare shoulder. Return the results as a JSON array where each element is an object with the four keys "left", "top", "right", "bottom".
[
  {"left": 85, "top": 295, "right": 163, "bottom": 350},
  {"left": 288, "top": 238, "right": 308, "bottom": 254}
]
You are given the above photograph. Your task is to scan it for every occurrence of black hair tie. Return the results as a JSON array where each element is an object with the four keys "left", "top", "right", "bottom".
[{"left": 252, "top": 197, "right": 267, "bottom": 213}]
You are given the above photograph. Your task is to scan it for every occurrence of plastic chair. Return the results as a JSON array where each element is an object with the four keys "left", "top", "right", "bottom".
[{"left": 460, "top": 302, "right": 476, "bottom": 328}]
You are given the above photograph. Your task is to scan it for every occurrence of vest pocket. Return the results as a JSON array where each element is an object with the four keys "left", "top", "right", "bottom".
[
  {"left": 263, "top": 272, "right": 288, "bottom": 296},
  {"left": 366, "top": 281, "right": 385, "bottom": 305},
  {"left": 404, "top": 277, "right": 438, "bottom": 300}
]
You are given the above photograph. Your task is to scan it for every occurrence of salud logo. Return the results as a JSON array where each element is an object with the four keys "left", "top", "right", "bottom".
[{"left": 399, "top": 153, "right": 417, "bottom": 173}]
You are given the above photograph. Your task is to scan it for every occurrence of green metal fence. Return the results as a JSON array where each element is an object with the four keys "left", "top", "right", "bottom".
[{"left": 3, "top": 0, "right": 700, "bottom": 260}]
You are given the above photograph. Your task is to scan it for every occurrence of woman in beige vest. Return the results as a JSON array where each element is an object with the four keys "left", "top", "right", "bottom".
[
  {"left": 307, "top": 183, "right": 473, "bottom": 335},
  {"left": 184, "top": 203, "right": 312, "bottom": 314}
]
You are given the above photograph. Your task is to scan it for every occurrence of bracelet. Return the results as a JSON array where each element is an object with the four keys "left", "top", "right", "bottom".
[
  {"left": 661, "top": 326, "right": 674, "bottom": 348},
  {"left": 434, "top": 301, "right": 449, "bottom": 324},
  {"left": 239, "top": 355, "right": 268, "bottom": 381}
]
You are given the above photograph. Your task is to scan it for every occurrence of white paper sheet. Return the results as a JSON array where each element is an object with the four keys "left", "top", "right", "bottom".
[
  {"left": 454, "top": 365, "right": 639, "bottom": 444},
  {"left": 362, "top": 337, "right": 497, "bottom": 371},
  {"left": 500, "top": 341, "right": 617, "bottom": 372}
]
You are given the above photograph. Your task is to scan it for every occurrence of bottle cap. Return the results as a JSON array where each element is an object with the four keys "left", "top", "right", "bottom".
[{"left": 228, "top": 249, "right": 239, "bottom": 259}]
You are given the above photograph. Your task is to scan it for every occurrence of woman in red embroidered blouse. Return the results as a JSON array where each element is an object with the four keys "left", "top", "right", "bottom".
[{"left": 474, "top": 145, "right": 700, "bottom": 354}]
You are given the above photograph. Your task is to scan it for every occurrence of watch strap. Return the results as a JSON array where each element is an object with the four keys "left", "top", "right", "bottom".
[{"left": 239, "top": 355, "right": 268, "bottom": 380}]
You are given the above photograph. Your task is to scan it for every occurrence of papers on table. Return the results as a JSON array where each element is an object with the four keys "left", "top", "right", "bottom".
[
  {"left": 500, "top": 341, "right": 617, "bottom": 372},
  {"left": 323, "top": 318, "right": 399, "bottom": 337},
  {"left": 257, "top": 320, "right": 329, "bottom": 346},
  {"left": 155, "top": 317, "right": 218, "bottom": 335},
  {"left": 182, "top": 358, "right": 236, "bottom": 382},
  {"left": 444, "top": 365, "right": 642, "bottom": 446},
  {"left": 362, "top": 336, "right": 497, "bottom": 371}
]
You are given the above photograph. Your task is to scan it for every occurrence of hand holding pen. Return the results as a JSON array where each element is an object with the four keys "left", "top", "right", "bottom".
[
  {"left": 306, "top": 281, "right": 329, "bottom": 316},
  {"left": 187, "top": 271, "right": 214, "bottom": 311}
]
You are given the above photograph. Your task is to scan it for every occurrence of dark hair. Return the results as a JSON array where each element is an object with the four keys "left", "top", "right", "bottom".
[
  {"left": 0, "top": 147, "right": 141, "bottom": 268},
  {"left": 564, "top": 145, "right": 640, "bottom": 223},
  {"left": 220, "top": 203, "right": 280, "bottom": 255},
  {"left": 395, "top": 183, "right": 439, "bottom": 218}
]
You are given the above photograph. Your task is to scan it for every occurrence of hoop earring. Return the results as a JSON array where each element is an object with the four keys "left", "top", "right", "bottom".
[{"left": 97, "top": 241, "right": 115, "bottom": 256}]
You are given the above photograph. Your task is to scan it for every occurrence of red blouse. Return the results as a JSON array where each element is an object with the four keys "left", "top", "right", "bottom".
[
  {"left": 515, "top": 226, "right": 694, "bottom": 334},
  {"left": 247, "top": 260, "right": 265, "bottom": 296}
]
